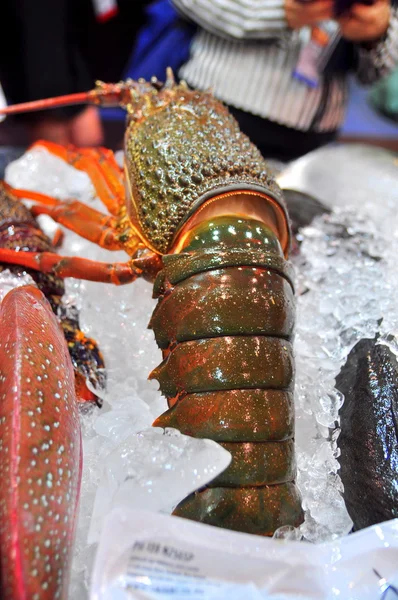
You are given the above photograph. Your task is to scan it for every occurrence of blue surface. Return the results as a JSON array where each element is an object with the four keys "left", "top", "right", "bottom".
[{"left": 341, "top": 76, "right": 398, "bottom": 138}]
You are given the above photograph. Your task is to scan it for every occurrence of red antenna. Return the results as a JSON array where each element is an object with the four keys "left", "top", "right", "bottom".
[{"left": 0, "top": 82, "right": 131, "bottom": 116}]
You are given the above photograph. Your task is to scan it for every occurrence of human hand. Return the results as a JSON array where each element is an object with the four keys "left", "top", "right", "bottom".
[
  {"left": 338, "top": 0, "right": 390, "bottom": 41},
  {"left": 285, "top": 0, "right": 334, "bottom": 29}
]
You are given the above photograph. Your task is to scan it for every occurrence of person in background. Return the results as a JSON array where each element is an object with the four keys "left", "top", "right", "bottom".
[
  {"left": 370, "top": 63, "right": 398, "bottom": 120},
  {"left": 0, "top": 0, "right": 149, "bottom": 146},
  {"left": 172, "top": 0, "right": 398, "bottom": 160}
]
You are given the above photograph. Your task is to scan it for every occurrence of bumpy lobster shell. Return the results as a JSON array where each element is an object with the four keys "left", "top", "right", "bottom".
[
  {"left": 0, "top": 73, "right": 303, "bottom": 538},
  {"left": 120, "top": 76, "right": 291, "bottom": 256}
]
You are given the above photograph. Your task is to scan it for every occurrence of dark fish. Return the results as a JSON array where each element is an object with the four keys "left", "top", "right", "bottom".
[
  {"left": 335, "top": 336, "right": 398, "bottom": 530},
  {"left": 282, "top": 189, "right": 331, "bottom": 235}
]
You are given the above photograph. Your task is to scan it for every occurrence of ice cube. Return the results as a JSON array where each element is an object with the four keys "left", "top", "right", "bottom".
[
  {"left": 0, "top": 269, "right": 37, "bottom": 302},
  {"left": 88, "top": 428, "right": 232, "bottom": 544}
]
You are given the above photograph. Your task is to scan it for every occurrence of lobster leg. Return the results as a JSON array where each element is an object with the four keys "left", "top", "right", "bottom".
[
  {"left": 0, "top": 285, "right": 81, "bottom": 599},
  {"left": 31, "top": 141, "right": 125, "bottom": 215},
  {"left": 4, "top": 182, "right": 123, "bottom": 250},
  {"left": 51, "top": 227, "right": 65, "bottom": 248},
  {"left": 31, "top": 203, "right": 122, "bottom": 251},
  {"left": 0, "top": 248, "right": 139, "bottom": 284}
]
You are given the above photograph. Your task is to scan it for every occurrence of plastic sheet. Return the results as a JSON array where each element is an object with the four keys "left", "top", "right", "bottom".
[{"left": 91, "top": 508, "right": 398, "bottom": 600}]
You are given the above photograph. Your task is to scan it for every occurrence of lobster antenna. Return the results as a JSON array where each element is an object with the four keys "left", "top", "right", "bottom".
[{"left": 0, "top": 82, "right": 131, "bottom": 116}]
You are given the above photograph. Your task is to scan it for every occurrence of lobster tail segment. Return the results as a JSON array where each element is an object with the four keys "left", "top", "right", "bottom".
[{"left": 151, "top": 216, "right": 304, "bottom": 535}]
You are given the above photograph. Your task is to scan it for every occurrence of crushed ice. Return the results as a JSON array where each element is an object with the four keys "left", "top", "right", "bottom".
[
  {"left": 4, "top": 146, "right": 398, "bottom": 596},
  {"left": 0, "top": 269, "right": 37, "bottom": 302},
  {"left": 88, "top": 428, "right": 231, "bottom": 545}
]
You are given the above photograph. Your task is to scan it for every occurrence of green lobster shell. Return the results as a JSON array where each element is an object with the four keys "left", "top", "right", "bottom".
[
  {"left": 122, "top": 74, "right": 290, "bottom": 255},
  {"left": 149, "top": 215, "right": 303, "bottom": 535},
  {"left": 114, "top": 74, "right": 303, "bottom": 535},
  {"left": 0, "top": 73, "right": 303, "bottom": 539}
]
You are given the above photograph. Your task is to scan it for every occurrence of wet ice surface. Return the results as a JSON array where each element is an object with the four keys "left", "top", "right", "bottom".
[
  {"left": 291, "top": 214, "right": 380, "bottom": 541},
  {"left": 88, "top": 428, "right": 232, "bottom": 545},
  {"left": 4, "top": 144, "right": 398, "bottom": 596},
  {"left": 0, "top": 269, "right": 37, "bottom": 302}
]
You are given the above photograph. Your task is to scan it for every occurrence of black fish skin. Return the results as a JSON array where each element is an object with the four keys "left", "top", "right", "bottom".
[
  {"left": 282, "top": 189, "right": 331, "bottom": 234},
  {"left": 336, "top": 337, "right": 398, "bottom": 531}
]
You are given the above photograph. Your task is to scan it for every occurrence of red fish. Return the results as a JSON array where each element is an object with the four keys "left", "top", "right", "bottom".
[{"left": 0, "top": 285, "right": 81, "bottom": 599}]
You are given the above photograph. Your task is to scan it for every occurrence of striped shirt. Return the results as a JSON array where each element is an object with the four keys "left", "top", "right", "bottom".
[{"left": 173, "top": 0, "right": 398, "bottom": 132}]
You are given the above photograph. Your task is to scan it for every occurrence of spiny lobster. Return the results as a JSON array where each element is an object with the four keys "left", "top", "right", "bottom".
[
  {"left": 0, "top": 71, "right": 304, "bottom": 575},
  {"left": 0, "top": 181, "right": 106, "bottom": 404}
]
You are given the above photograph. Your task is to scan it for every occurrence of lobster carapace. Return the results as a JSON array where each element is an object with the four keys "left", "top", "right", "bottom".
[{"left": 0, "top": 70, "right": 304, "bottom": 535}]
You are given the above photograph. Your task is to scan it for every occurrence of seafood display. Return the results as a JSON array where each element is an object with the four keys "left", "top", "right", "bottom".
[
  {"left": 0, "top": 286, "right": 81, "bottom": 599},
  {"left": 336, "top": 336, "right": 398, "bottom": 530},
  {"left": 1, "top": 76, "right": 398, "bottom": 597},
  {"left": 0, "top": 181, "right": 105, "bottom": 405},
  {"left": 0, "top": 71, "right": 303, "bottom": 536}
]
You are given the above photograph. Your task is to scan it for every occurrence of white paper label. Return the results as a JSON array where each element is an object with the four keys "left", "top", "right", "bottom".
[
  {"left": 91, "top": 509, "right": 398, "bottom": 600},
  {"left": 122, "top": 541, "right": 244, "bottom": 598}
]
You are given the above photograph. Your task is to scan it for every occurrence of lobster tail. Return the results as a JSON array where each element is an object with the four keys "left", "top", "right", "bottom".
[{"left": 151, "top": 215, "right": 303, "bottom": 535}]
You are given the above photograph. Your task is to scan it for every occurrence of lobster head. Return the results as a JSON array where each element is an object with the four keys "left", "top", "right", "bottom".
[
  {"left": 122, "top": 71, "right": 291, "bottom": 257},
  {"left": 0, "top": 70, "right": 291, "bottom": 257}
]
